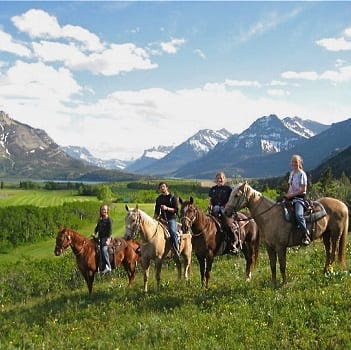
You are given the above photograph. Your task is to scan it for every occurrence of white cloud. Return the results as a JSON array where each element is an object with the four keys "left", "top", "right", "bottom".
[
  {"left": 0, "top": 60, "right": 81, "bottom": 102},
  {"left": 32, "top": 41, "right": 158, "bottom": 75},
  {"left": 316, "top": 37, "right": 351, "bottom": 52},
  {"left": 281, "top": 71, "right": 319, "bottom": 81},
  {"left": 225, "top": 79, "right": 261, "bottom": 88},
  {"left": 160, "top": 38, "right": 186, "bottom": 54},
  {"left": 0, "top": 30, "right": 31, "bottom": 57},
  {"left": 12, "top": 9, "right": 104, "bottom": 51},
  {"left": 282, "top": 66, "right": 351, "bottom": 83}
]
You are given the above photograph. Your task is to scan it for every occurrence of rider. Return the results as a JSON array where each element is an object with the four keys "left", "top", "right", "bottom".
[
  {"left": 154, "top": 182, "right": 180, "bottom": 257},
  {"left": 284, "top": 154, "right": 311, "bottom": 246},
  {"left": 208, "top": 171, "right": 240, "bottom": 254},
  {"left": 92, "top": 204, "right": 113, "bottom": 273}
]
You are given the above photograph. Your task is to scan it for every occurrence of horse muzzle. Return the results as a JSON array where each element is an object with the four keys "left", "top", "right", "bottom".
[{"left": 54, "top": 247, "right": 63, "bottom": 256}]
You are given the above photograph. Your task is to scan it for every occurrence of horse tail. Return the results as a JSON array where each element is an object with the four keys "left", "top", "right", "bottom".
[{"left": 337, "top": 210, "right": 349, "bottom": 268}]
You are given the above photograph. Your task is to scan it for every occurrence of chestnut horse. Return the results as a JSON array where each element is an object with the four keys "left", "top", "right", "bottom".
[
  {"left": 179, "top": 197, "right": 260, "bottom": 289},
  {"left": 54, "top": 226, "right": 140, "bottom": 294},
  {"left": 124, "top": 205, "right": 192, "bottom": 293},
  {"left": 225, "top": 182, "right": 349, "bottom": 287}
]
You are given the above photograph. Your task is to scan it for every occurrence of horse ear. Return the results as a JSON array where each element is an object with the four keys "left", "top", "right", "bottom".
[
  {"left": 179, "top": 197, "right": 183, "bottom": 205},
  {"left": 125, "top": 204, "right": 129, "bottom": 211},
  {"left": 136, "top": 204, "right": 139, "bottom": 210},
  {"left": 190, "top": 196, "right": 194, "bottom": 204}
]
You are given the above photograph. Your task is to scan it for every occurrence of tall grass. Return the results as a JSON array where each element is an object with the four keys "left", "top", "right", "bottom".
[{"left": 1, "top": 241, "right": 350, "bottom": 349}]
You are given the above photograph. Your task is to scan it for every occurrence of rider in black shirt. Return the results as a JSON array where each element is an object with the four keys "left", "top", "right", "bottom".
[{"left": 209, "top": 172, "right": 240, "bottom": 254}]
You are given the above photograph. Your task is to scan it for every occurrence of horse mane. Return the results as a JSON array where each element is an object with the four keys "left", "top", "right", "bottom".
[{"left": 134, "top": 208, "right": 156, "bottom": 226}]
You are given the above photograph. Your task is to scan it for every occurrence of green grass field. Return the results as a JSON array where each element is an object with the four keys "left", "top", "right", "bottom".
[
  {"left": 0, "top": 188, "right": 98, "bottom": 207},
  {"left": 1, "top": 187, "right": 351, "bottom": 349}
]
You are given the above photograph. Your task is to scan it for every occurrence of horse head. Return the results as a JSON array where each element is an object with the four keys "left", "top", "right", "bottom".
[
  {"left": 54, "top": 226, "right": 72, "bottom": 256},
  {"left": 179, "top": 196, "right": 197, "bottom": 233},
  {"left": 124, "top": 204, "right": 141, "bottom": 239},
  {"left": 224, "top": 182, "right": 248, "bottom": 217}
]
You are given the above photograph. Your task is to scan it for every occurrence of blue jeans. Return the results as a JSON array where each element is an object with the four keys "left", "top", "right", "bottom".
[
  {"left": 101, "top": 237, "right": 111, "bottom": 270},
  {"left": 294, "top": 199, "right": 308, "bottom": 234},
  {"left": 168, "top": 218, "right": 179, "bottom": 255}
]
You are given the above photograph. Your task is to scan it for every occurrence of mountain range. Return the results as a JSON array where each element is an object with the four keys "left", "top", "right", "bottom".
[{"left": 1, "top": 110, "right": 351, "bottom": 181}]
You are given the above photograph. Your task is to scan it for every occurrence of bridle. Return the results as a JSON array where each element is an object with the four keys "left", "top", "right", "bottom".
[
  {"left": 181, "top": 206, "right": 206, "bottom": 237},
  {"left": 125, "top": 210, "right": 142, "bottom": 238},
  {"left": 56, "top": 231, "right": 86, "bottom": 256},
  {"left": 228, "top": 186, "right": 278, "bottom": 221}
]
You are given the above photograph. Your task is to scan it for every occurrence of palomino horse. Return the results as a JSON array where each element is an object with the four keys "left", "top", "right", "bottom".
[
  {"left": 179, "top": 197, "right": 260, "bottom": 289},
  {"left": 224, "top": 182, "right": 349, "bottom": 287},
  {"left": 124, "top": 205, "right": 192, "bottom": 292},
  {"left": 54, "top": 226, "right": 140, "bottom": 293}
]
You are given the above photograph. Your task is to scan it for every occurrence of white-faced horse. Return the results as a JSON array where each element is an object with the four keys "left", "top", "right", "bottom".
[
  {"left": 124, "top": 205, "right": 192, "bottom": 292},
  {"left": 224, "top": 182, "right": 349, "bottom": 287}
]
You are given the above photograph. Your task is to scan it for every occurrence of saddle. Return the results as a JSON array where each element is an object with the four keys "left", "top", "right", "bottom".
[{"left": 282, "top": 199, "right": 327, "bottom": 224}]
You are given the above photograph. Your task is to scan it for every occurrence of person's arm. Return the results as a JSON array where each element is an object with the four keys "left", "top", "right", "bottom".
[
  {"left": 107, "top": 217, "right": 112, "bottom": 237},
  {"left": 154, "top": 199, "right": 160, "bottom": 219}
]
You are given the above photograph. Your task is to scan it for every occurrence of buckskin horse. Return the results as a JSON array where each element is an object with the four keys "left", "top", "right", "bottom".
[
  {"left": 54, "top": 226, "right": 140, "bottom": 294},
  {"left": 124, "top": 205, "right": 192, "bottom": 293},
  {"left": 179, "top": 196, "right": 260, "bottom": 289},
  {"left": 224, "top": 182, "right": 349, "bottom": 287}
]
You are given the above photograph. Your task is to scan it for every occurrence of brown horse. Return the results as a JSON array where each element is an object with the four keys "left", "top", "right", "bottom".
[
  {"left": 179, "top": 197, "right": 260, "bottom": 289},
  {"left": 224, "top": 182, "right": 349, "bottom": 287},
  {"left": 108, "top": 237, "right": 140, "bottom": 287},
  {"left": 54, "top": 226, "right": 140, "bottom": 294},
  {"left": 125, "top": 205, "right": 192, "bottom": 292}
]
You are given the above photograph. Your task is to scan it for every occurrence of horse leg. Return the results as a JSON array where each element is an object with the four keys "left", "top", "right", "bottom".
[
  {"left": 242, "top": 244, "right": 253, "bottom": 281},
  {"left": 123, "top": 260, "right": 136, "bottom": 287},
  {"left": 154, "top": 257, "right": 163, "bottom": 292},
  {"left": 173, "top": 255, "right": 182, "bottom": 280},
  {"left": 183, "top": 253, "right": 191, "bottom": 281},
  {"left": 141, "top": 257, "right": 151, "bottom": 293},
  {"left": 266, "top": 245, "right": 278, "bottom": 288},
  {"left": 204, "top": 257, "right": 213, "bottom": 289},
  {"left": 82, "top": 269, "right": 95, "bottom": 294},
  {"left": 277, "top": 247, "right": 287, "bottom": 285},
  {"left": 322, "top": 232, "right": 333, "bottom": 274},
  {"left": 196, "top": 254, "right": 206, "bottom": 288}
]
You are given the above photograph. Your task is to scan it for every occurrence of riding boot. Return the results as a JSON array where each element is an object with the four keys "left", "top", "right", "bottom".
[{"left": 301, "top": 229, "right": 311, "bottom": 246}]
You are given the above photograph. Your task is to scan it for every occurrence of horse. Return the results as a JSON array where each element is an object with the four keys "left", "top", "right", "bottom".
[
  {"left": 124, "top": 205, "right": 192, "bottom": 292},
  {"left": 224, "top": 181, "right": 349, "bottom": 287},
  {"left": 54, "top": 226, "right": 140, "bottom": 294},
  {"left": 179, "top": 197, "right": 260, "bottom": 289},
  {"left": 108, "top": 237, "right": 140, "bottom": 287}
]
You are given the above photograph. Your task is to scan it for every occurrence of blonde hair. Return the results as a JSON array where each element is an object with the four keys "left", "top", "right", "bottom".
[
  {"left": 99, "top": 204, "right": 109, "bottom": 217},
  {"left": 291, "top": 154, "right": 303, "bottom": 170},
  {"left": 215, "top": 171, "right": 226, "bottom": 181}
]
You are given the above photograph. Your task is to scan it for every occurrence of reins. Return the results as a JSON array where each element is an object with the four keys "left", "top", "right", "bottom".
[
  {"left": 181, "top": 207, "right": 208, "bottom": 237},
  {"left": 232, "top": 188, "right": 279, "bottom": 221},
  {"left": 69, "top": 231, "right": 89, "bottom": 256}
]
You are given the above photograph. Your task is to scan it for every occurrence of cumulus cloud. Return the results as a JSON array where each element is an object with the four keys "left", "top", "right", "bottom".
[
  {"left": 11, "top": 9, "right": 157, "bottom": 76},
  {"left": 12, "top": 9, "right": 104, "bottom": 51},
  {"left": 316, "top": 26, "right": 351, "bottom": 52},
  {"left": 0, "top": 30, "right": 31, "bottom": 57}
]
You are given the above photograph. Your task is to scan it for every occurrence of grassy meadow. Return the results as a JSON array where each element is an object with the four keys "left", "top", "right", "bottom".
[{"left": 1, "top": 187, "right": 351, "bottom": 349}]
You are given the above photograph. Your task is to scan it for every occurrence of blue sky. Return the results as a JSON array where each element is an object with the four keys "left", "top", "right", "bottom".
[{"left": 0, "top": 1, "right": 351, "bottom": 161}]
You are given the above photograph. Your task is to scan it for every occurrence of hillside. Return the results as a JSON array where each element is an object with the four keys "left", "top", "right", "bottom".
[{"left": 0, "top": 111, "right": 143, "bottom": 181}]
